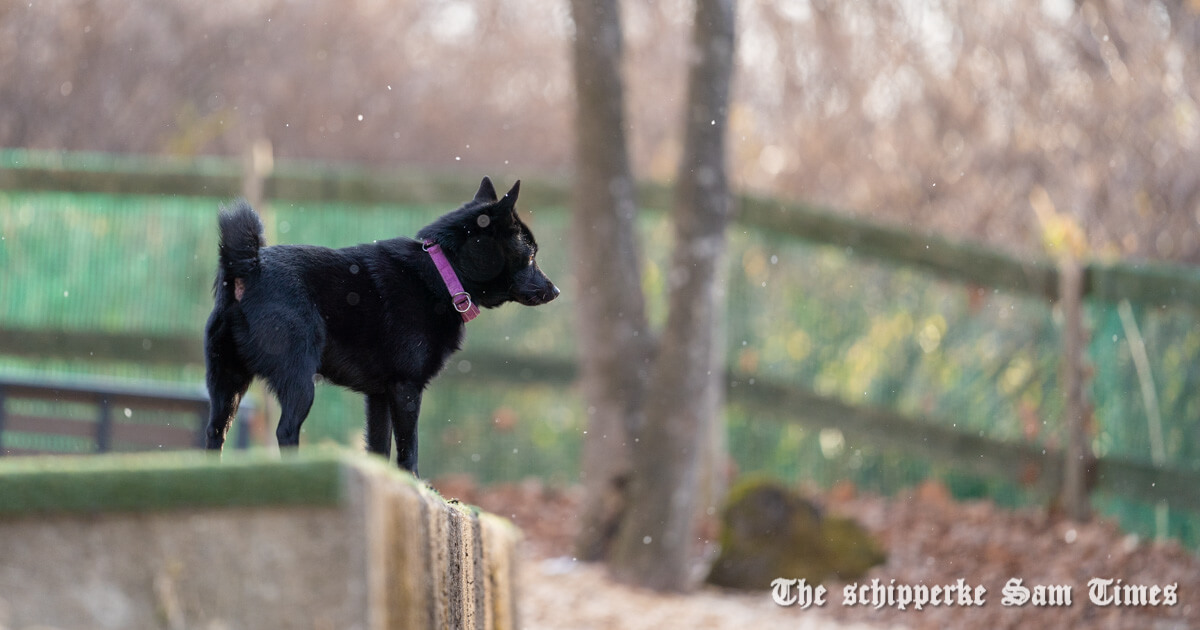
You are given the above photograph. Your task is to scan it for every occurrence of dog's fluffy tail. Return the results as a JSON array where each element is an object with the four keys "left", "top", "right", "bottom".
[{"left": 217, "top": 200, "right": 265, "bottom": 279}]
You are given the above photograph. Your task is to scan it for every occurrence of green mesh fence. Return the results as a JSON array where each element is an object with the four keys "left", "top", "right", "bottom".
[
  {"left": 2, "top": 161, "right": 1200, "bottom": 549},
  {"left": 721, "top": 228, "right": 1059, "bottom": 512}
]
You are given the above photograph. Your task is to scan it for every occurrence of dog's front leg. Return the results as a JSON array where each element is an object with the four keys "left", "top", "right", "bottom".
[
  {"left": 364, "top": 394, "right": 392, "bottom": 457},
  {"left": 387, "top": 382, "right": 423, "bottom": 476}
]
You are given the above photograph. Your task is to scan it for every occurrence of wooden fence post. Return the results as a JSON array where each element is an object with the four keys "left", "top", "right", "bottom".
[
  {"left": 242, "top": 138, "right": 274, "bottom": 447},
  {"left": 1059, "top": 256, "right": 1092, "bottom": 521},
  {"left": 241, "top": 137, "right": 273, "bottom": 211}
]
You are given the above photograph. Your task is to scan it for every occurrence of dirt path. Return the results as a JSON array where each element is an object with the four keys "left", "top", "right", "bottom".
[
  {"left": 434, "top": 476, "right": 1200, "bottom": 630},
  {"left": 518, "top": 553, "right": 894, "bottom": 630}
]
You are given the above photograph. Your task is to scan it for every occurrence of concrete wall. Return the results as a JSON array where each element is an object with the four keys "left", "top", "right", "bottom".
[{"left": 0, "top": 448, "right": 519, "bottom": 630}]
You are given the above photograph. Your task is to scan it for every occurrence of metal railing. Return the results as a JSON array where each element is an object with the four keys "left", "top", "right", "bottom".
[{"left": 0, "top": 374, "right": 251, "bottom": 456}]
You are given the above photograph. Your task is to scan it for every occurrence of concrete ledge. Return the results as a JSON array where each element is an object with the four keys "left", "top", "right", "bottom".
[{"left": 0, "top": 448, "right": 519, "bottom": 630}]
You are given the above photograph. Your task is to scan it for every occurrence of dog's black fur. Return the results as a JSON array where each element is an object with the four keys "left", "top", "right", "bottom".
[{"left": 204, "top": 177, "right": 558, "bottom": 474}]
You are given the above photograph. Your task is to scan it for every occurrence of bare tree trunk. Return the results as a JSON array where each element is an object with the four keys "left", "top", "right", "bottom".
[
  {"left": 567, "top": 0, "right": 651, "bottom": 562},
  {"left": 608, "top": 0, "right": 736, "bottom": 592}
]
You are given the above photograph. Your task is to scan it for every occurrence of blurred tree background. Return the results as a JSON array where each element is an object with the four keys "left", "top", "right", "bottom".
[{"left": 4, "top": 0, "right": 1199, "bottom": 263}]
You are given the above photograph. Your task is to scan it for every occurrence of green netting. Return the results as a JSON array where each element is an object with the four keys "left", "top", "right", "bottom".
[{"left": 3, "top": 172, "right": 1200, "bottom": 548}]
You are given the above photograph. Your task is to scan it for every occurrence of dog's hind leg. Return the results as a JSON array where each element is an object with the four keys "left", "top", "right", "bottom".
[
  {"left": 206, "top": 370, "right": 252, "bottom": 450},
  {"left": 271, "top": 372, "right": 317, "bottom": 448},
  {"left": 387, "top": 382, "right": 424, "bottom": 476},
  {"left": 204, "top": 316, "right": 253, "bottom": 450},
  {"left": 364, "top": 394, "right": 392, "bottom": 457}
]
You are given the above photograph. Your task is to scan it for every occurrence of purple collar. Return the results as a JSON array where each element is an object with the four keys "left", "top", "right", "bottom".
[{"left": 423, "top": 241, "right": 480, "bottom": 323}]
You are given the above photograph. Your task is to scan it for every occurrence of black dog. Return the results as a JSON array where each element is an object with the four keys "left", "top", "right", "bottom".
[{"left": 204, "top": 177, "right": 558, "bottom": 474}]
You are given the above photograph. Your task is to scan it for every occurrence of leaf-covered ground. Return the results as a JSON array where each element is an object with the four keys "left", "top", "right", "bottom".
[{"left": 433, "top": 476, "right": 1200, "bottom": 630}]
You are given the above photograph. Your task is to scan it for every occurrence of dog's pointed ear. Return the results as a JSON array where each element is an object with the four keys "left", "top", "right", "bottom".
[
  {"left": 503, "top": 180, "right": 520, "bottom": 203},
  {"left": 487, "top": 180, "right": 520, "bottom": 222},
  {"left": 493, "top": 180, "right": 520, "bottom": 213},
  {"left": 475, "top": 177, "right": 498, "bottom": 202}
]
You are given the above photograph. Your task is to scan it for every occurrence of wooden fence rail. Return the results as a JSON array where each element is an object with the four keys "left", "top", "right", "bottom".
[
  {"left": 4, "top": 332, "right": 1199, "bottom": 515},
  {"left": 4, "top": 148, "right": 1199, "bottom": 307}
]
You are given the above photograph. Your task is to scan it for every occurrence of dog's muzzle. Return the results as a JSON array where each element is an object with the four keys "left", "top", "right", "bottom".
[{"left": 518, "top": 282, "right": 559, "bottom": 306}]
